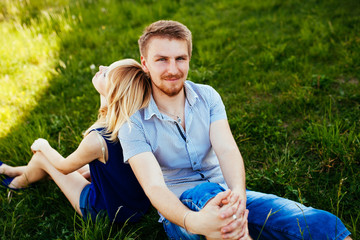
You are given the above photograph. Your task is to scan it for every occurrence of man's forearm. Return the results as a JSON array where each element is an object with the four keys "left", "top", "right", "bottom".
[
  {"left": 144, "top": 184, "right": 234, "bottom": 237},
  {"left": 144, "top": 184, "right": 199, "bottom": 233},
  {"left": 220, "top": 148, "right": 246, "bottom": 198}
]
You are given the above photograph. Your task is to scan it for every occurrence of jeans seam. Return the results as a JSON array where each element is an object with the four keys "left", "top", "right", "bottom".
[
  {"left": 181, "top": 199, "right": 202, "bottom": 211},
  {"left": 335, "top": 229, "right": 351, "bottom": 240}
]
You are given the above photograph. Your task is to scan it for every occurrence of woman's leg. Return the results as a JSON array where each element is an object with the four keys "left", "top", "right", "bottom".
[
  {"left": 8, "top": 152, "right": 90, "bottom": 215},
  {"left": 0, "top": 163, "right": 27, "bottom": 177},
  {"left": 77, "top": 164, "right": 91, "bottom": 181}
]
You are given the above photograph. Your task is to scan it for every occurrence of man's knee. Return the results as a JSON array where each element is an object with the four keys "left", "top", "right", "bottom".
[{"left": 180, "top": 183, "right": 226, "bottom": 211}]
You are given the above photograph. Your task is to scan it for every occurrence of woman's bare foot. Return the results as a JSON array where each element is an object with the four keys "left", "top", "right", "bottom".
[
  {"left": 4, "top": 175, "right": 30, "bottom": 189},
  {"left": 9, "top": 177, "right": 25, "bottom": 189},
  {"left": 0, "top": 163, "right": 27, "bottom": 177}
]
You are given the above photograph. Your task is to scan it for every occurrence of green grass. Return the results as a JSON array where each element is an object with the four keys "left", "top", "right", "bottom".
[{"left": 0, "top": 0, "right": 359, "bottom": 239}]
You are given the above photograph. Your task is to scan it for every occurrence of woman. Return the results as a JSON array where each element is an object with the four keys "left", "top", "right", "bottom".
[{"left": 0, "top": 59, "right": 152, "bottom": 223}]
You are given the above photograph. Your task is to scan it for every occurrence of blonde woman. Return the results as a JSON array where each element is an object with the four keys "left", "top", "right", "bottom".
[{"left": 0, "top": 59, "right": 151, "bottom": 223}]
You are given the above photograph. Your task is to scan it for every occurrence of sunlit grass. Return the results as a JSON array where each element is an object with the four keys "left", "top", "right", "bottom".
[{"left": 0, "top": 0, "right": 73, "bottom": 137}]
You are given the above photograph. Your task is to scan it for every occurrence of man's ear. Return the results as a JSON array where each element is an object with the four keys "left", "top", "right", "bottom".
[{"left": 140, "top": 56, "right": 149, "bottom": 73}]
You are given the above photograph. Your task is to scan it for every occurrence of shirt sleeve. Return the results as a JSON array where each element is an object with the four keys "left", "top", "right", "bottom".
[
  {"left": 207, "top": 86, "right": 227, "bottom": 123},
  {"left": 118, "top": 119, "right": 152, "bottom": 163}
]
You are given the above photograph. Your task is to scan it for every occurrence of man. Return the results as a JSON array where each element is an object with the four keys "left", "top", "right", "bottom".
[{"left": 118, "top": 20, "right": 352, "bottom": 240}]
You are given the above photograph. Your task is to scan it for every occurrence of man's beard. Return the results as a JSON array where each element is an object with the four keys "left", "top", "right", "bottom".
[{"left": 152, "top": 73, "right": 185, "bottom": 97}]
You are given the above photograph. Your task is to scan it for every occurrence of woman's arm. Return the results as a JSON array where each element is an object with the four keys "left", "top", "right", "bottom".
[{"left": 31, "top": 131, "right": 104, "bottom": 174}]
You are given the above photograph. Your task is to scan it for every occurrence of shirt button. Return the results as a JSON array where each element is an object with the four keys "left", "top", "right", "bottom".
[{"left": 194, "top": 162, "right": 197, "bottom": 165}]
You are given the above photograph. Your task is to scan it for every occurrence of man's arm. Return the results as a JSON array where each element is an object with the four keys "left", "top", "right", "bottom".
[
  {"left": 210, "top": 119, "right": 246, "bottom": 198},
  {"left": 128, "top": 152, "right": 237, "bottom": 238},
  {"left": 210, "top": 119, "right": 249, "bottom": 239}
]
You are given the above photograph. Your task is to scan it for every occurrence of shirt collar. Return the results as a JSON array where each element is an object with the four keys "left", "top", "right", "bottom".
[
  {"left": 183, "top": 80, "right": 199, "bottom": 107},
  {"left": 144, "top": 81, "right": 199, "bottom": 121},
  {"left": 144, "top": 95, "right": 161, "bottom": 120}
]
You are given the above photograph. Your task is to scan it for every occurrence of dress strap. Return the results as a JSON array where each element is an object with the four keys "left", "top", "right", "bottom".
[{"left": 94, "top": 130, "right": 106, "bottom": 162}]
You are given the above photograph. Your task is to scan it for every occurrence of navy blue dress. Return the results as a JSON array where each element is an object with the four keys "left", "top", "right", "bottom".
[{"left": 87, "top": 129, "right": 150, "bottom": 222}]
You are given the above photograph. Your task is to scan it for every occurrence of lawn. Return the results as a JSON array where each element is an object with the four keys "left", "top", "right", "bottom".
[{"left": 0, "top": 0, "right": 359, "bottom": 239}]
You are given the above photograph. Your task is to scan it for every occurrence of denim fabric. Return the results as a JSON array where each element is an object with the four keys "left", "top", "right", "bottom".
[
  {"left": 79, "top": 184, "right": 100, "bottom": 221},
  {"left": 163, "top": 182, "right": 225, "bottom": 240},
  {"left": 163, "top": 182, "right": 351, "bottom": 240}
]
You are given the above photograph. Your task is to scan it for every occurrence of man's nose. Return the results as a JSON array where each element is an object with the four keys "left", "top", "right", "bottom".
[{"left": 167, "top": 59, "right": 178, "bottom": 75}]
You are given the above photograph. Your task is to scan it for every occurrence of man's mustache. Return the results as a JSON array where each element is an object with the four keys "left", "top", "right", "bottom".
[{"left": 161, "top": 73, "right": 184, "bottom": 80}]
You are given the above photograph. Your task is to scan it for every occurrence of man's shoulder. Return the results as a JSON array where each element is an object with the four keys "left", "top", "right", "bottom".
[
  {"left": 118, "top": 110, "right": 146, "bottom": 139},
  {"left": 128, "top": 109, "right": 145, "bottom": 123},
  {"left": 186, "top": 80, "right": 216, "bottom": 92},
  {"left": 185, "top": 81, "right": 219, "bottom": 102},
  {"left": 118, "top": 110, "right": 145, "bottom": 132}
]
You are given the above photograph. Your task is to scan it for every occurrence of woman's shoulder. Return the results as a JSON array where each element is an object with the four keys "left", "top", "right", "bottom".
[
  {"left": 82, "top": 131, "right": 104, "bottom": 150},
  {"left": 82, "top": 131, "right": 112, "bottom": 164}
]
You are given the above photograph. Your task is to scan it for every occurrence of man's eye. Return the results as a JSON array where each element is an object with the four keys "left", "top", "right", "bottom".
[
  {"left": 177, "top": 57, "right": 186, "bottom": 61},
  {"left": 157, "top": 58, "right": 166, "bottom": 61}
]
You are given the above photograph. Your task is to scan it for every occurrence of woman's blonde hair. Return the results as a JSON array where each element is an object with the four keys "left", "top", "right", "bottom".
[{"left": 85, "top": 59, "right": 151, "bottom": 141}]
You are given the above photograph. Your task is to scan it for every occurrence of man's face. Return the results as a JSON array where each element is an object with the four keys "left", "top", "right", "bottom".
[{"left": 141, "top": 37, "right": 190, "bottom": 97}]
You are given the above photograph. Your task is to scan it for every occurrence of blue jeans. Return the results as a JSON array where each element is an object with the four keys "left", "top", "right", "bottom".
[{"left": 163, "top": 182, "right": 351, "bottom": 240}]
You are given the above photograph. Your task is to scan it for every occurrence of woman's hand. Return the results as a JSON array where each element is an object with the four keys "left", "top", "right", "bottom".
[{"left": 31, "top": 138, "right": 50, "bottom": 153}]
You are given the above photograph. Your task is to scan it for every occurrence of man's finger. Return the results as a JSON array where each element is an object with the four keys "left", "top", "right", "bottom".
[
  {"left": 235, "top": 199, "right": 246, "bottom": 222},
  {"left": 208, "top": 189, "right": 232, "bottom": 207}
]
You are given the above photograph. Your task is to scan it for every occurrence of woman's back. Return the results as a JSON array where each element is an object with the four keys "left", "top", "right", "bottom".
[{"left": 88, "top": 129, "right": 150, "bottom": 222}]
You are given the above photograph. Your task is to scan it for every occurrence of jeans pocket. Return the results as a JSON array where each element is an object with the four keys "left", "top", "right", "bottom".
[
  {"left": 163, "top": 219, "right": 177, "bottom": 240},
  {"left": 163, "top": 218, "right": 201, "bottom": 240}
]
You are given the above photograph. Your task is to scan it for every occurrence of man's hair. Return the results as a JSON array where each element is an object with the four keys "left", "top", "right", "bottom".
[
  {"left": 138, "top": 20, "right": 192, "bottom": 58},
  {"left": 85, "top": 59, "right": 151, "bottom": 141}
]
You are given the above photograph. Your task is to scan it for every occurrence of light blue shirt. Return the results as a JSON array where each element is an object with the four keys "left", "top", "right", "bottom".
[{"left": 118, "top": 81, "right": 228, "bottom": 198}]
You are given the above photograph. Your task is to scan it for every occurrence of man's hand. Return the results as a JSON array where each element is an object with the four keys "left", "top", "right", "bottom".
[
  {"left": 219, "top": 190, "right": 251, "bottom": 239},
  {"left": 187, "top": 190, "right": 237, "bottom": 238},
  {"left": 221, "top": 209, "right": 251, "bottom": 239}
]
